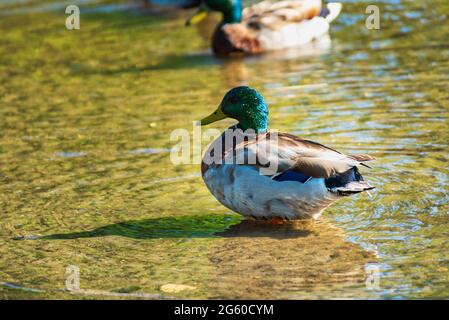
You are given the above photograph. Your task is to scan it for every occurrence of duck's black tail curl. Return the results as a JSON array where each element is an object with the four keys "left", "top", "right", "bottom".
[{"left": 325, "top": 167, "right": 375, "bottom": 196}]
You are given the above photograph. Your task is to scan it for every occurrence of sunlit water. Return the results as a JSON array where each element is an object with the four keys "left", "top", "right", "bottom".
[{"left": 0, "top": 0, "right": 448, "bottom": 299}]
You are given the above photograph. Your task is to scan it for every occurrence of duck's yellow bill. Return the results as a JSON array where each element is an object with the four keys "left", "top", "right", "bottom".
[
  {"left": 185, "top": 8, "right": 208, "bottom": 26},
  {"left": 200, "top": 107, "right": 227, "bottom": 125}
]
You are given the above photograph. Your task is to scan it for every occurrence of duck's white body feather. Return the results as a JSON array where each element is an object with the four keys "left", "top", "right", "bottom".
[
  {"left": 257, "top": 16, "right": 330, "bottom": 51},
  {"left": 203, "top": 164, "right": 339, "bottom": 219}
]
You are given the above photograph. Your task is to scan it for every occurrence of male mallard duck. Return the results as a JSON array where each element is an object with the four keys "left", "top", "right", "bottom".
[
  {"left": 186, "top": 0, "right": 342, "bottom": 55},
  {"left": 200, "top": 86, "right": 375, "bottom": 220}
]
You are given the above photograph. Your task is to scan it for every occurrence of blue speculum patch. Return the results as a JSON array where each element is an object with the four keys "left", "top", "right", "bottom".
[{"left": 273, "top": 170, "right": 311, "bottom": 183}]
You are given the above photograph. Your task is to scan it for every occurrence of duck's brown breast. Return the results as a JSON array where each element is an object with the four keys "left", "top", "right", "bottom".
[{"left": 212, "top": 25, "right": 240, "bottom": 55}]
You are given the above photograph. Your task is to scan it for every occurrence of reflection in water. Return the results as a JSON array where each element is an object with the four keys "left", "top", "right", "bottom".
[
  {"left": 218, "top": 219, "right": 314, "bottom": 239},
  {"left": 210, "top": 219, "right": 376, "bottom": 299}
]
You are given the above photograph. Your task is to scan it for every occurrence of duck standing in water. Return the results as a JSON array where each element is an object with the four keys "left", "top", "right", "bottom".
[
  {"left": 186, "top": 0, "right": 342, "bottom": 55},
  {"left": 200, "top": 87, "right": 375, "bottom": 220}
]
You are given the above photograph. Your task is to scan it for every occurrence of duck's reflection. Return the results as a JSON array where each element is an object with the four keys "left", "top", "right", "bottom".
[
  {"left": 217, "top": 219, "right": 315, "bottom": 239},
  {"left": 209, "top": 218, "right": 377, "bottom": 299}
]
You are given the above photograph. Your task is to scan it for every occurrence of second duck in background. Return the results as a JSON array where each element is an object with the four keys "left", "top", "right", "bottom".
[{"left": 186, "top": 0, "right": 342, "bottom": 55}]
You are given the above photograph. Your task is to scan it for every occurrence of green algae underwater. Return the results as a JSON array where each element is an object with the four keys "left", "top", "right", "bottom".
[{"left": 0, "top": 0, "right": 448, "bottom": 299}]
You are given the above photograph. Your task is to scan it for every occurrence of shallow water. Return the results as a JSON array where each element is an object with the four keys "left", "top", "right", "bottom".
[{"left": 0, "top": 0, "right": 448, "bottom": 299}]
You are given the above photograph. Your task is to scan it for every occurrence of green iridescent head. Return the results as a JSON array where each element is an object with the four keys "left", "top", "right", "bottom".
[
  {"left": 186, "top": 0, "right": 242, "bottom": 25},
  {"left": 200, "top": 86, "right": 269, "bottom": 133},
  {"left": 206, "top": 0, "right": 242, "bottom": 23}
]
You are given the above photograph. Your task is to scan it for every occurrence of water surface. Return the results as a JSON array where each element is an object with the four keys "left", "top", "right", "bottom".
[{"left": 0, "top": 0, "right": 448, "bottom": 299}]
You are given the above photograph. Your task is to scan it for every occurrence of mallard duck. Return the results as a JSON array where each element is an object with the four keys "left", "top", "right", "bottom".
[
  {"left": 186, "top": 0, "right": 342, "bottom": 55},
  {"left": 199, "top": 86, "right": 375, "bottom": 220}
]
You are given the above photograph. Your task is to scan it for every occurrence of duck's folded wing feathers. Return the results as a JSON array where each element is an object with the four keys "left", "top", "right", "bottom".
[
  {"left": 211, "top": 130, "right": 374, "bottom": 179},
  {"left": 268, "top": 132, "right": 375, "bottom": 178}
]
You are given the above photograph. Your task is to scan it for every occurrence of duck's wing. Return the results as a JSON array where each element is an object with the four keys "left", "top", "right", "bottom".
[
  {"left": 263, "top": 132, "right": 375, "bottom": 178},
  {"left": 202, "top": 128, "right": 374, "bottom": 181},
  {"left": 242, "top": 0, "right": 323, "bottom": 30}
]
